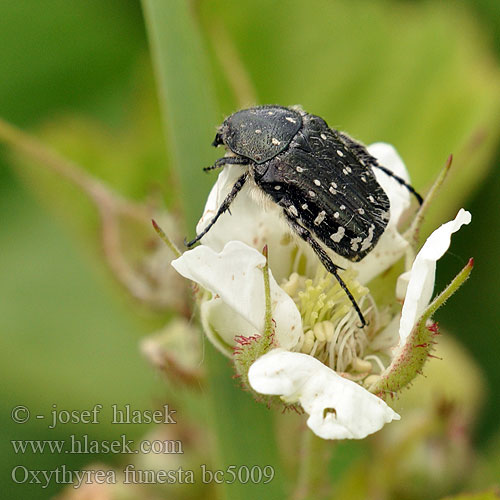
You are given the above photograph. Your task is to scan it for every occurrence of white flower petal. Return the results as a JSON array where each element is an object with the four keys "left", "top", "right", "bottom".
[
  {"left": 249, "top": 349, "right": 400, "bottom": 439},
  {"left": 396, "top": 270, "right": 411, "bottom": 302},
  {"left": 196, "top": 165, "right": 297, "bottom": 283},
  {"left": 399, "top": 209, "right": 472, "bottom": 344},
  {"left": 368, "top": 142, "right": 411, "bottom": 224},
  {"left": 352, "top": 143, "right": 412, "bottom": 284},
  {"left": 171, "top": 241, "right": 302, "bottom": 349},
  {"left": 200, "top": 298, "right": 258, "bottom": 356},
  {"left": 196, "top": 165, "right": 241, "bottom": 237},
  {"left": 370, "top": 315, "right": 401, "bottom": 353}
]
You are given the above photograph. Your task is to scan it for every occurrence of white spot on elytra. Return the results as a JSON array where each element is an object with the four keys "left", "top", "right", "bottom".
[
  {"left": 255, "top": 129, "right": 262, "bottom": 134},
  {"left": 358, "top": 208, "right": 365, "bottom": 215},
  {"left": 314, "top": 210, "right": 326, "bottom": 226},
  {"left": 361, "top": 176, "right": 367, "bottom": 183},
  {"left": 343, "top": 168, "right": 349, "bottom": 175},
  {"left": 350, "top": 237, "right": 362, "bottom": 251},
  {"left": 314, "top": 179, "right": 321, "bottom": 186},
  {"left": 330, "top": 226, "right": 345, "bottom": 242},
  {"left": 360, "top": 224, "right": 376, "bottom": 252},
  {"left": 346, "top": 166, "right": 352, "bottom": 173},
  {"left": 308, "top": 190, "right": 316, "bottom": 198},
  {"left": 272, "top": 138, "right": 281, "bottom": 145},
  {"left": 286, "top": 117, "right": 297, "bottom": 123},
  {"left": 268, "top": 111, "right": 274, "bottom": 115},
  {"left": 340, "top": 204, "right": 346, "bottom": 210},
  {"left": 320, "top": 133, "right": 327, "bottom": 140},
  {"left": 301, "top": 203, "right": 308, "bottom": 210},
  {"left": 288, "top": 205, "right": 298, "bottom": 217},
  {"left": 334, "top": 212, "right": 340, "bottom": 218},
  {"left": 274, "top": 185, "right": 281, "bottom": 190},
  {"left": 331, "top": 182, "right": 337, "bottom": 189},
  {"left": 329, "top": 186, "right": 337, "bottom": 194},
  {"left": 296, "top": 166, "right": 304, "bottom": 173},
  {"left": 337, "top": 149, "right": 344, "bottom": 157},
  {"left": 368, "top": 195, "right": 375, "bottom": 203}
]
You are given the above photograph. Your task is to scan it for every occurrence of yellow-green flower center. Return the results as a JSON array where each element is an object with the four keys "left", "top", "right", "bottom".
[{"left": 282, "top": 266, "right": 378, "bottom": 376}]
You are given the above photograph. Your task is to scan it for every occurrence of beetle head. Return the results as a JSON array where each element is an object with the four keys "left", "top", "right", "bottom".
[{"left": 212, "top": 132, "right": 224, "bottom": 148}]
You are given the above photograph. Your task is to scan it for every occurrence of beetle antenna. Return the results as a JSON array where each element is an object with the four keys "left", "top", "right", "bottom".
[
  {"left": 371, "top": 164, "right": 423, "bottom": 205},
  {"left": 338, "top": 132, "right": 423, "bottom": 205}
]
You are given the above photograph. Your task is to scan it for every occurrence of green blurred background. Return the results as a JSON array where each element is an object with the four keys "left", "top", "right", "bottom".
[{"left": 1, "top": 1, "right": 499, "bottom": 499}]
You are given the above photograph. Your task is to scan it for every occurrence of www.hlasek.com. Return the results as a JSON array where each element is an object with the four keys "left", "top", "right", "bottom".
[
  {"left": 12, "top": 434, "right": 183, "bottom": 455},
  {"left": 12, "top": 464, "right": 276, "bottom": 489}
]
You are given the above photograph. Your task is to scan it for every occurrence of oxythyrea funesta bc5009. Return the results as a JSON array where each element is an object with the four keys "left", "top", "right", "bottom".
[{"left": 186, "top": 105, "right": 422, "bottom": 327}]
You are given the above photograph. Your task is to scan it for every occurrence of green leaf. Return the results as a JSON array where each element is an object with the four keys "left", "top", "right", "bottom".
[
  {"left": 141, "top": 2, "right": 286, "bottom": 497},
  {"left": 142, "top": 0, "right": 220, "bottom": 227}
]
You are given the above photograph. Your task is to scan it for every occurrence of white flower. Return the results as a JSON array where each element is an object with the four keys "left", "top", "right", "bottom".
[
  {"left": 171, "top": 240, "right": 302, "bottom": 353},
  {"left": 171, "top": 143, "right": 472, "bottom": 440},
  {"left": 397, "top": 209, "right": 471, "bottom": 345},
  {"left": 248, "top": 349, "right": 400, "bottom": 439}
]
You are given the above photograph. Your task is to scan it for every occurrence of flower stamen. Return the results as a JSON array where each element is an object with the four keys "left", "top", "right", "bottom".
[
  {"left": 283, "top": 265, "right": 376, "bottom": 373},
  {"left": 363, "top": 354, "right": 386, "bottom": 374}
]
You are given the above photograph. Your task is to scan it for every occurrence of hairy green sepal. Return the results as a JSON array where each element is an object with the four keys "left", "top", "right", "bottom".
[{"left": 369, "top": 258, "right": 474, "bottom": 399}]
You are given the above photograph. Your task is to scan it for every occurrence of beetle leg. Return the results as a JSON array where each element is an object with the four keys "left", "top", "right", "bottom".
[
  {"left": 338, "top": 132, "right": 423, "bottom": 205},
  {"left": 282, "top": 210, "right": 367, "bottom": 328},
  {"left": 184, "top": 172, "right": 248, "bottom": 247},
  {"left": 203, "top": 156, "right": 252, "bottom": 172}
]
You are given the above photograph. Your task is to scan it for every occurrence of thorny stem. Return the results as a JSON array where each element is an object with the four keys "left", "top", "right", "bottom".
[{"left": 0, "top": 117, "right": 183, "bottom": 311}]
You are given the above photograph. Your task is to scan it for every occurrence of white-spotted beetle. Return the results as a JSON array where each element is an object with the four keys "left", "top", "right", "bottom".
[{"left": 186, "top": 105, "right": 422, "bottom": 327}]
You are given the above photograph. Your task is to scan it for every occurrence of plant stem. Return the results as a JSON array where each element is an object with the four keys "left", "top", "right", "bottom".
[
  {"left": 0, "top": 117, "right": 183, "bottom": 309},
  {"left": 292, "top": 429, "right": 334, "bottom": 500},
  {"left": 0, "top": 117, "right": 148, "bottom": 222}
]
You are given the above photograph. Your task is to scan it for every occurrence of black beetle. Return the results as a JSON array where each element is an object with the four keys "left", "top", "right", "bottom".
[{"left": 186, "top": 105, "right": 422, "bottom": 327}]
